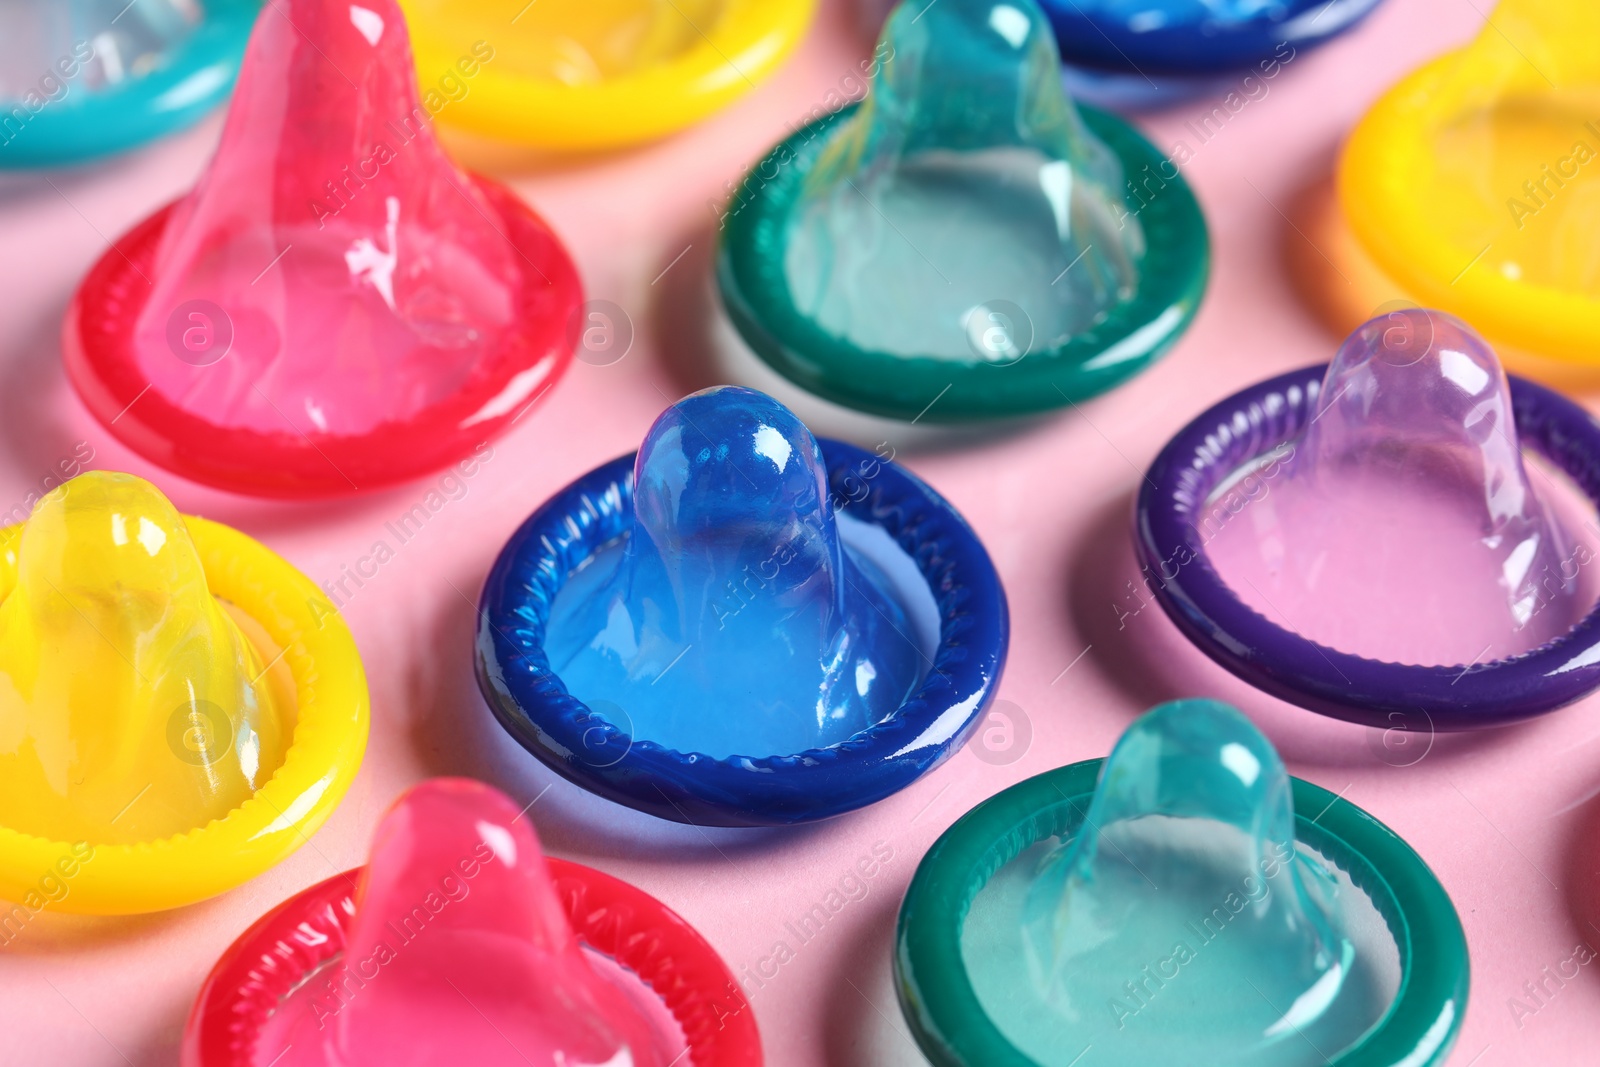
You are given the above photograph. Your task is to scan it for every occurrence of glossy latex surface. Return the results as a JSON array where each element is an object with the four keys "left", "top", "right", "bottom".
[
  {"left": 65, "top": 0, "right": 580, "bottom": 496},
  {"left": 1205, "top": 310, "right": 1588, "bottom": 667},
  {"left": 1040, "top": 0, "right": 1385, "bottom": 76},
  {"left": 896, "top": 728, "right": 1468, "bottom": 1067},
  {"left": 546, "top": 386, "right": 920, "bottom": 758},
  {"left": 404, "top": 0, "right": 719, "bottom": 84},
  {"left": 1341, "top": 0, "right": 1600, "bottom": 362},
  {"left": 0, "top": 472, "right": 286, "bottom": 846},
  {"left": 262, "top": 779, "right": 673, "bottom": 1067},
  {"left": 399, "top": 0, "right": 815, "bottom": 149},
  {"left": 965, "top": 700, "right": 1382, "bottom": 1066},
  {"left": 785, "top": 0, "right": 1142, "bottom": 363},
  {"left": 717, "top": 0, "right": 1208, "bottom": 420}
]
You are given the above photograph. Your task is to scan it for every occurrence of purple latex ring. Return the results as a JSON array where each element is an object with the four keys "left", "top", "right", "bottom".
[{"left": 1135, "top": 363, "right": 1600, "bottom": 730}]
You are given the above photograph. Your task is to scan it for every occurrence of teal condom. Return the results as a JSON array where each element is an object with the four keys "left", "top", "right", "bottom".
[
  {"left": 717, "top": 0, "right": 1208, "bottom": 422},
  {"left": 896, "top": 700, "right": 1468, "bottom": 1067},
  {"left": 1007, "top": 702, "right": 1374, "bottom": 1064},
  {"left": 0, "top": 0, "right": 257, "bottom": 168}
]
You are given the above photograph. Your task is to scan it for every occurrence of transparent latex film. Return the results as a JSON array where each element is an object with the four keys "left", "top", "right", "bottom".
[
  {"left": 546, "top": 386, "right": 923, "bottom": 759},
  {"left": 261, "top": 778, "right": 676, "bottom": 1067},
  {"left": 0, "top": 472, "right": 287, "bottom": 845},
  {"left": 1205, "top": 309, "right": 1591, "bottom": 666},
  {"left": 130, "top": 0, "right": 525, "bottom": 438},
  {"left": 960, "top": 700, "right": 1391, "bottom": 1066},
  {"left": 782, "top": 0, "right": 1144, "bottom": 361}
]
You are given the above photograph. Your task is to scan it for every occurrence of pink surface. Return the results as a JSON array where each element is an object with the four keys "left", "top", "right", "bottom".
[{"left": 0, "top": 2, "right": 1588, "bottom": 1065}]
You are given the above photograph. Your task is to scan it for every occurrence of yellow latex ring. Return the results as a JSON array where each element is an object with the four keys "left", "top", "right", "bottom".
[
  {"left": 0, "top": 517, "right": 368, "bottom": 915},
  {"left": 1340, "top": 52, "right": 1600, "bottom": 367},
  {"left": 404, "top": 0, "right": 819, "bottom": 150}
]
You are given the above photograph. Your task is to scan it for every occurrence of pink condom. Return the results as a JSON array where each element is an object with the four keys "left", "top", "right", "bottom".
[{"left": 65, "top": 0, "right": 581, "bottom": 498}]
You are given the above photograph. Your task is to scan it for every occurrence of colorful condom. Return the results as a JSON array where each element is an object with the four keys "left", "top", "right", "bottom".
[
  {"left": 0, "top": 472, "right": 367, "bottom": 914},
  {"left": 718, "top": 0, "right": 1207, "bottom": 421},
  {"left": 400, "top": 0, "right": 818, "bottom": 149},
  {"left": 1136, "top": 310, "right": 1600, "bottom": 728},
  {"left": 183, "top": 778, "right": 760, "bottom": 1066},
  {"left": 0, "top": 0, "right": 256, "bottom": 168},
  {"left": 1340, "top": 0, "right": 1600, "bottom": 371},
  {"left": 478, "top": 386, "right": 1008, "bottom": 824},
  {"left": 897, "top": 699, "right": 1467, "bottom": 1067},
  {"left": 1039, "top": 0, "right": 1386, "bottom": 111},
  {"left": 65, "top": 0, "right": 581, "bottom": 497}
]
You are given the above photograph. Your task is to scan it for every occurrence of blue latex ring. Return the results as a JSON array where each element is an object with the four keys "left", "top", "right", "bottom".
[
  {"left": 1040, "top": 0, "right": 1385, "bottom": 76},
  {"left": 0, "top": 0, "right": 258, "bottom": 169},
  {"left": 476, "top": 439, "right": 1010, "bottom": 827}
]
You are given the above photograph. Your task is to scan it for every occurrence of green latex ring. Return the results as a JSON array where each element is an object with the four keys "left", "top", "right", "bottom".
[
  {"left": 716, "top": 104, "right": 1210, "bottom": 422},
  {"left": 894, "top": 760, "right": 1468, "bottom": 1066}
]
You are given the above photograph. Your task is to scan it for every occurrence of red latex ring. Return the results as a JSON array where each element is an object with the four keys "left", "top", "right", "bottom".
[
  {"left": 65, "top": 177, "right": 581, "bottom": 499},
  {"left": 182, "top": 860, "right": 761, "bottom": 1066}
]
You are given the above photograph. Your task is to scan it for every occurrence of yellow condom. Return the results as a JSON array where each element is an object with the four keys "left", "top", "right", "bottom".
[
  {"left": 0, "top": 473, "right": 367, "bottom": 914},
  {"left": 0, "top": 473, "right": 286, "bottom": 845},
  {"left": 1340, "top": 0, "right": 1600, "bottom": 366},
  {"left": 403, "top": 0, "right": 818, "bottom": 149}
]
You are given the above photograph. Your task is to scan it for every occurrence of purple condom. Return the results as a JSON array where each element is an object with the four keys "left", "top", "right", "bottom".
[{"left": 1136, "top": 309, "right": 1600, "bottom": 730}]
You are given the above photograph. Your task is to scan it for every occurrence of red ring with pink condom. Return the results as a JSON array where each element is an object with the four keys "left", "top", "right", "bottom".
[
  {"left": 64, "top": 0, "right": 581, "bottom": 499},
  {"left": 182, "top": 779, "right": 760, "bottom": 1067}
]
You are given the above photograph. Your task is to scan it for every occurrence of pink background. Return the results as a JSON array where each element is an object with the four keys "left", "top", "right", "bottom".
[{"left": 0, "top": 1, "right": 1588, "bottom": 1063}]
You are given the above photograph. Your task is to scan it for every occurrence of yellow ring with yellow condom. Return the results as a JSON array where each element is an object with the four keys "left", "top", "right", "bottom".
[
  {"left": 401, "top": 0, "right": 819, "bottom": 150},
  {"left": 1335, "top": 0, "right": 1600, "bottom": 379},
  {"left": 0, "top": 473, "right": 368, "bottom": 916}
]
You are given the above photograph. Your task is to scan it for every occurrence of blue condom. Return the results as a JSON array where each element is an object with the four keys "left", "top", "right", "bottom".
[
  {"left": 0, "top": 0, "right": 256, "bottom": 168},
  {"left": 477, "top": 386, "right": 1009, "bottom": 826},
  {"left": 544, "top": 387, "right": 922, "bottom": 759},
  {"left": 1041, "top": 0, "right": 1385, "bottom": 74},
  {"left": 1040, "top": 0, "right": 1386, "bottom": 111}
]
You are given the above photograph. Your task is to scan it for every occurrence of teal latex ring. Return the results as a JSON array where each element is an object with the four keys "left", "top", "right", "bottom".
[
  {"left": 716, "top": 103, "right": 1210, "bottom": 422},
  {"left": 895, "top": 760, "right": 1468, "bottom": 1067},
  {"left": 0, "top": 0, "right": 258, "bottom": 169}
]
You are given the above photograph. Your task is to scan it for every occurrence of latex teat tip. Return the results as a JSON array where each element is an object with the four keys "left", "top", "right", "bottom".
[
  {"left": 1204, "top": 309, "right": 1588, "bottom": 666},
  {"left": 782, "top": 0, "right": 1143, "bottom": 361},
  {"left": 264, "top": 778, "right": 674, "bottom": 1067},
  {"left": 0, "top": 471, "right": 286, "bottom": 845},
  {"left": 1004, "top": 700, "right": 1375, "bottom": 1065},
  {"left": 545, "top": 386, "right": 922, "bottom": 759}
]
